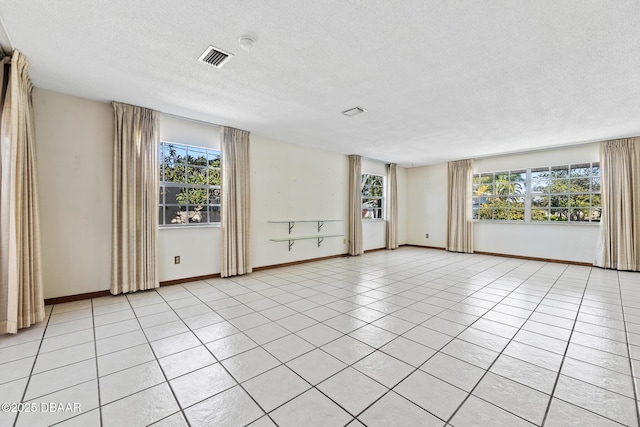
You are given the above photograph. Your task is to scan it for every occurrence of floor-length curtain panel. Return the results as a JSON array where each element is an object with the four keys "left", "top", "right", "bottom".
[
  {"left": 386, "top": 163, "right": 398, "bottom": 249},
  {"left": 447, "top": 159, "right": 474, "bottom": 253},
  {"left": 221, "top": 127, "right": 251, "bottom": 277},
  {"left": 111, "top": 102, "right": 159, "bottom": 294},
  {"left": 0, "top": 50, "right": 44, "bottom": 334},
  {"left": 595, "top": 137, "right": 640, "bottom": 271},
  {"left": 348, "top": 155, "right": 363, "bottom": 256}
]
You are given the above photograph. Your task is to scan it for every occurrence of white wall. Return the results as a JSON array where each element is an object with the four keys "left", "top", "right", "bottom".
[
  {"left": 33, "top": 89, "right": 113, "bottom": 299},
  {"left": 251, "top": 136, "right": 349, "bottom": 267},
  {"left": 158, "top": 116, "right": 221, "bottom": 281},
  {"left": 406, "top": 143, "right": 601, "bottom": 263},
  {"left": 406, "top": 163, "right": 448, "bottom": 248}
]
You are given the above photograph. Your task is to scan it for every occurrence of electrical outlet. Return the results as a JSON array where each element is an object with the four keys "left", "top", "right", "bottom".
[
  {"left": 174, "top": 256, "right": 180, "bottom": 264},
  {"left": 426, "top": 234, "right": 429, "bottom": 238}
]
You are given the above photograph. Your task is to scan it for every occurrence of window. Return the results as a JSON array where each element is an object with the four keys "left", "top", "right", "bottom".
[
  {"left": 159, "top": 141, "right": 221, "bottom": 226},
  {"left": 362, "top": 174, "right": 384, "bottom": 219},
  {"left": 473, "top": 162, "right": 601, "bottom": 223}
]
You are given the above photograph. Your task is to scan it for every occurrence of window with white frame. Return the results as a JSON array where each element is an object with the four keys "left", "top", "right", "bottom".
[
  {"left": 361, "top": 174, "right": 384, "bottom": 219},
  {"left": 473, "top": 162, "right": 601, "bottom": 223},
  {"left": 159, "top": 141, "right": 221, "bottom": 226}
]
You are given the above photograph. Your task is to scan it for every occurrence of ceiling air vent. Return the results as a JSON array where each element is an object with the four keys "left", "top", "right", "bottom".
[
  {"left": 342, "top": 107, "right": 367, "bottom": 117},
  {"left": 198, "top": 45, "right": 233, "bottom": 68}
]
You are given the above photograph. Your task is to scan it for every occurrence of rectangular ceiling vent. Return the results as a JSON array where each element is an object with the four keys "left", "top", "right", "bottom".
[
  {"left": 342, "top": 107, "right": 367, "bottom": 117},
  {"left": 198, "top": 45, "right": 233, "bottom": 68}
]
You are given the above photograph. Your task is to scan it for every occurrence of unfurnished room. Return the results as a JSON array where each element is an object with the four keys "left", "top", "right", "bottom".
[{"left": 0, "top": 1, "right": 639, "bottom": 426}]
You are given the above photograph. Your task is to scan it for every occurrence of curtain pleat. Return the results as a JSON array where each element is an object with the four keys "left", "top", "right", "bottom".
[
  {"left": 348, "top": 155, "right": 363, "bottom": 256},
  {"left": 386, "top": 163, "right": 398, "bottom": 249},
  {"left": 594, "top": 137, "right": 640, "bottom": 271},
  {"left": 111, "top": 102, "right": 159, "bottom": 294},
  {"left": 221, "top": 126, "right": 251, "bottom": 277},
  {"left": 0, "top": 50, "right": 44, "bottom": 334},
  {"left": 447, "top": 159, "right": 474, "bottom": 253}
]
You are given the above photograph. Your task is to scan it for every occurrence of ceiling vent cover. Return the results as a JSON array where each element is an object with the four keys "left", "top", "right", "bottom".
[
  {"left": 198, "top": 45, "right": 233, "bottom": 68},
  {"left": 342, "top": 107, "right": 367, "bottom": 117}
]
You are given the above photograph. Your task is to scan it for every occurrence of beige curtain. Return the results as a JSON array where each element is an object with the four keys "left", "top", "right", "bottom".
[
  {"left": 221, "top": 127, "right": 251, "bottom": 277},
  {"left": 386, "top": 163, "right": 398, "bottom": 249},
  {"left": 0, "top": 50, "right": 44, "bottom": 334},
  {"left": 348, "top": 155, "right": 363, "bottom": 256},
  {"left": 595, "top": 137, "right": 640, "bottom": 271},
  {"left": 447, "top": 159, "right": 474, "bottom": 253},
  {"left": 111, "top": 102, "right": 159, "bottom": 294}
]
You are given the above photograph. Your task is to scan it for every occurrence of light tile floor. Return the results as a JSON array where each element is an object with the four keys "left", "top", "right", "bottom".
[{"left": 2, "top": 247, "right": 640, "bottom": 426}]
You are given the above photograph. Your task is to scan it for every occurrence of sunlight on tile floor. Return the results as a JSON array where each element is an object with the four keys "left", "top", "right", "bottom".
[{"left": 1, "top": 247, "right": 639, "bottom": 426}]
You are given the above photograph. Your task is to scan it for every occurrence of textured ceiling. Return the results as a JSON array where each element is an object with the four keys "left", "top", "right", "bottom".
[{"left": 1, "top": 1, "right": 639, "bottom": 166}]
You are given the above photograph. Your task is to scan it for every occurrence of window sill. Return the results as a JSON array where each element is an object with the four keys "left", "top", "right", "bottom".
[
  {"left": 362, "top": 219, "right": 386, "bottom": 223},
  {"left": 159, "top": 223, "right": 221, "bottom": 229}
]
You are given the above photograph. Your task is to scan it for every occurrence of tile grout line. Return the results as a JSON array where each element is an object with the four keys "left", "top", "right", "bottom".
[
  {"left": 152, "top": 286, "right": 280, "bottom": 426},
  {"left": 432, "top": 261, "right": 569, "bottom": 426},
  {"left": 12, "top": 307, "right": 53, "bottom": 427},
  {"left": 539, "top": 266, "right": 592, "bottom": 426},
  {"left": 123, "top": 293, "right": 194, "bottom": 427},
  {"left": 342, "top": 257, "right": 553, "bottom": 424},
  {"left": 615, "top": 271, "right": 640, "bottom": 426},
  {"left": 92, "top": 298, "right": 104, "bottom": 427}
]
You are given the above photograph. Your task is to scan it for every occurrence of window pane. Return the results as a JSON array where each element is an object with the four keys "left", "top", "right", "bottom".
[
  {"left": 570, "top": 163, "right": 590, "bottom": 177},
  {"left": 495, "top": 172, "right": 510, "bottom": 195},
  {"left": 362, "top": 208, "right": 374, "bottom": 219},
  {"left": 510, "top": 197, "right": 525, "bottom": 209},
  {"left": 510, "top": 170, "right": 526, "bottom": 194},
  {"left": 187, "top": 147, "right": 207, "bottom": 166},
  {"left": 591, "top": 177, "right": 600, "bottom": 192},
  {"left": 208, "top": 167, "right": 221, "bottom": 185},
  {"left": 591, "top": 194, "right": 601, "bottom": 208},
  {"left": 550, "top": 209, "right": 568, "bottom": 221},
  {"left": 209, "top": 205, "right": 221, "bottom": 223},
  {"left": 370, "top": 175, "right": 383, "bottom": 186},
  {"left": 550, "top": 180, "right": 568, "bottom": 193},
  {"left": 590, "top": 208, "right": 602, "bottom": 222},
  {"left": 570, "top": 178, "right": 590, "bottom": 193},
  {"left": 164, "top": 187, "right": 187, "bottom": 204},
  {"left": 188, "top": 188, "right": 208, "bottom": 205},
  {"left": 164, "top": 165, "right": 186, "bottom": 183},
  {"left": 187, "top": 166, "right": 207, "bottom": 185},
  {"left": 209, "top": 188, "right": 221, "bottom": 204},
  {"left": 478, "top": 207, "right": 492, "bottom": 220},
  {"left": 531, "top": 209, "right": 549, "bottom": 221},
  {"left": 550, "top": 166, "right": 569, "bottom": 179},
  {"left": 550, "top": 195, "right": 569, "bottom": 207},
  {"left": 165, "top": 205, "right": 187, "bottom": 224},
  {"left": 592, "top": 163, "right": 600, "bottom": 177},
  {"left": 208, "top": 151, "right": 221, "bottom": 168},
  {"left": 532, "top": 196, "right": 549, "bottom": 208},
  {"left": 570, "top": 208, "right": 589, "bottom": 222},
  {"left": 531, "top": 168, "right": 550, "bottom": 192},
  {"left": 164, "top": 144, "right": 186, "bottom": 167},
  {"left": 493, "top": 207, "right": 508, "bottom": 220},
  {"left": 570, "top": 194, "right": 590, "bottom": 208},
  {"left": 187, "top": 206, "right": 206, "bottom": 224},
  {"left": 508, "top": 209, "right": 524, "bottom": 221},
  {"left": 158, "top": 206, "right": 164, "bottom": 225}
]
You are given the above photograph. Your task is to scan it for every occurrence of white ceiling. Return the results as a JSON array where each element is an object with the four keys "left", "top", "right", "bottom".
[{"left": 1, "top": 1, "right": 639, "bottom": 167}]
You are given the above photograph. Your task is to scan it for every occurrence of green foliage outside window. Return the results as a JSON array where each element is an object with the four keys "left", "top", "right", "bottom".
[
  {"left": 473, "top": 163, "right": 601, "bottom": 223},
  {"left": 159, "top": 142, "right": 221, "bottom": 225}
]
